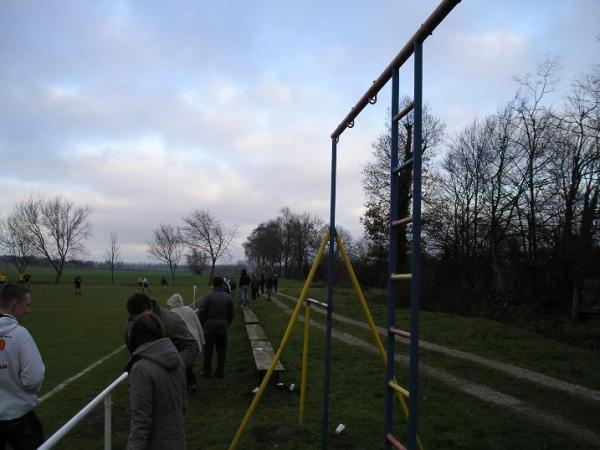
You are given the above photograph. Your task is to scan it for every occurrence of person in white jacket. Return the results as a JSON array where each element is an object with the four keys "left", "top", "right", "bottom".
[
  {"left": 0, "top": 284, "right": 45, "bottom": 450},
  {"left": 166, "top": 293, "right": 205, "bottom": 393}
]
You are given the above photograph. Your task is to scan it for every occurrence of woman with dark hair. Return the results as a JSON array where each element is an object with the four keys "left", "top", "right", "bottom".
[{"left": 126, "top": 312, "right": 187, "bottom": 449}]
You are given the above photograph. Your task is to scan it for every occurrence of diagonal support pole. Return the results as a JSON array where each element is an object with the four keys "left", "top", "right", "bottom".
[
  {"left": 336, "top": 234, "right": 424, "bottom": 450},
  {"left": 228, "top": 232, "right": 330, "bottom": 450}
]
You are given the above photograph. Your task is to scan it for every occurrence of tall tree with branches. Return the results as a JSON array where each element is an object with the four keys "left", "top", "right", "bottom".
[
  {"left": 17, "top": 196, "right": 92, "bottom": 283},
  {"left": 105, "top": 231, "right": 121, "bottom": 285},
  {"left": 148, "top": 224, "right": 184, "bottom": 285},
  {"left": 0, "top": 209, "right": 36, "bottom": 275},
  {"left": 182, "top": 209, "right": 237, "bottom": 283}
]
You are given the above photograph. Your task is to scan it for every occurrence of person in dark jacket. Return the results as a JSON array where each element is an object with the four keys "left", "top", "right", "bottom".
[
  {"left": 265, "top": 274, "right": 274, "bottom": 301},
  {"left": 273, "top": 274, "right": 278, "bottom": 293},
  {"left": 126, "top": 311, "right": 186, "bottom": 450},
  {"left": 239, "top": 269, "right": 251, "bottom": 306},
  {"left": 125, "top": 293, "right": 199, "bottom": 368},
  {"left": 198, "top": 276, "right": 234, "bottom": 378},
  {"left": 259, "top": 273, "right": 265, "bottom": 294},
  {"left": 250, "top": 274, "right": 259, "bottom": 300}
]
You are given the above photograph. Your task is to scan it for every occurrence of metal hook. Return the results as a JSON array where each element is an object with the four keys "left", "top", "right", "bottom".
[
  {"left": 369, "top": 94, "right": 377, "bottom": 105},
  {"left": 348, "top": 120, "right": 354, "bottom": 129}
]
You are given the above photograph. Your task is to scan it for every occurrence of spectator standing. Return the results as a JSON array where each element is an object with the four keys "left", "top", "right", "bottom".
[
  {"left": 136, "top": 276, "right": 143, "bottom": 292},
  {"left": 22, "top": 274, "right": 30, "bottom": 290},
  {"left": 198, "top": 277, "right": 234, "bottom": 378},
  {"left": 223, "top": 276, "right": 232, "bottom": 295},
  {"left": 274, "top": 274, "right": 278, "bottom": 293},
  {"left": 73, "top": 275, "right": 82, "bottom": 296},
  {"left": 250, "top": 274, "right": 259, "bottom": 300},
  {"left": 160, "top": 275, "right": 168, "bottom": 292},
  {"left": 239, "top": 269, "right": 251, "bottom": 306},
  {"left": 0, "top": 274, "right": 6, "bottom": 287},
  {"left": 259, "top": 273, "right": 265, "bottom": 294},
  {"left": 125, "top": 312, "right": 186, "bottom": 450},
  {"left": 266, "top": 275, "right": 274, "bottom": 301},
  {"left": 166, "top": 293, "right": 205, "bottom": 393},
  {"left": 229, "top": 276, "right": 237, "bottom": 302},
  {"left": 0, "top": 284, "right": 45, "bottom": 450},
  {"left": 125, "top": 294, "right": 199, "bottom": 368},
  {"left": 142, "top": 277, "right": 150, "bottom": 293}
]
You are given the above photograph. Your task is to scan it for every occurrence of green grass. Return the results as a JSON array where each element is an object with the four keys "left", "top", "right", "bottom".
[{"left": 4, "top": 267, "right": 599, "bottom": 449}]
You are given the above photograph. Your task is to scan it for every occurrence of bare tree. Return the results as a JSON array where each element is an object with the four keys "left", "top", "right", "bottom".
[
  {"left": 186, "top": 248, "right": 208, "bottom": 275},
  {"left": 105, "top": 231, "right": 121, "bottom": 285},
  {"left": 0, "top": 209, "right": 36, "bottom": 275},
  {"left": 182, "top": 209, "right": 237, "bottom": 283},
  {"left": 148, "top": 224, "right": 184, "bottom": 285},
  {"left": 18, "top": 196, "right": 92, "bottom": 283}
]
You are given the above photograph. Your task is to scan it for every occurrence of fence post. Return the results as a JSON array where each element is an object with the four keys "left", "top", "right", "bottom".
[{"left": 104, "top": 394, "right": 112, "bottom": 450}]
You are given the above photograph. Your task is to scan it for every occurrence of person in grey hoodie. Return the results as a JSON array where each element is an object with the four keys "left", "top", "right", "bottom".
[
  {"left": 0, "top": 284, "right": 45, "bottom": 450},
  {"left": 166, "top": 293, "right": 205, "bottom": 393},
  {"left": 126, "top": 311, "right": 186, "bottom": 450}
]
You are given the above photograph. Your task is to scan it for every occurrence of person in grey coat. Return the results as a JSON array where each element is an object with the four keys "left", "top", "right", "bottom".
[
  {"left": 125, "top": 293, "right": 199, "bottom": 368},
  {"left": 126, "top": 311, "right": 186, "bottom": 450},
  {"left": 198, "top": 276, "right": 234, "bottom": 378},
  {"left": 166, "top": 293, "right": 205, "bottom": 393}
]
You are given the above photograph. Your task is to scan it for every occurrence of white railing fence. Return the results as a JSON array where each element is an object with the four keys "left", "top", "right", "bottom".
[{"left": 38, "top": 372, "right": 128, "bottom": 450}]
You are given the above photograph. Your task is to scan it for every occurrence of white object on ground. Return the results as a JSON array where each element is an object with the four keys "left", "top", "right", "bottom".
[{"left": 335, "top": 424, "right": 346, "bottom": 434}]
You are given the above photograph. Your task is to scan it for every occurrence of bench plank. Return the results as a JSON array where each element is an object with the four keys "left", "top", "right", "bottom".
[
  {"left": 242, "top": 307, "right": 259, "bottom": 324},
  {"left": 250, "top": 340, "right": 284, "bottom": 371},
  {"left": 246, "top": 323, "right": 268, "bottom": 341}
]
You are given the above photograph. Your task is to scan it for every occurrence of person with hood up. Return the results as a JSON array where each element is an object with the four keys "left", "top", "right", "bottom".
[
  {"left": 126, "top": 311, "right": 186, "bottom": 450},
  {"left": 125, "top": 293, "right": 199, "bottom": 368},
  {"left": 166, "top": 293, "right": 205, "bottom": 393},
  {"left": 0, "top": 284, "right": 45, "bottom": 450}
]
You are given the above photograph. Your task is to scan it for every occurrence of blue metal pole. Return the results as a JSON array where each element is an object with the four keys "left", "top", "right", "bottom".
[
  {"left": 384, "top": 66, "right": 400, "bottom": 449},
  {"left": 322, "top": 138, "right": 337, "bottom": 450},
  {"left": 407, "top": 39, "right": 423, "bottom": 450}
]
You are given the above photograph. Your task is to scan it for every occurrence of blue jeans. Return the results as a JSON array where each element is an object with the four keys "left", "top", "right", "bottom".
[{"left": 241, "top": 286, "right": 249, "bottom": 305}]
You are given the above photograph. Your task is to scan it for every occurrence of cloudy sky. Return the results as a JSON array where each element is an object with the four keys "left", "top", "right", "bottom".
[{"left": 1, "top": 0, "right": 598, "bottom": 263}]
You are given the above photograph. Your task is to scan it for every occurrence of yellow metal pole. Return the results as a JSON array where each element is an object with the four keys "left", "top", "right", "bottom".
[
  {"left": 336, "top": 235, "right": 386, "bottom": 362},
  {"left": 336, "top": 234, "right": 424, "bottom": 450},
  {"left": 228, "top": 232, "right": 329, "bottom": 450},
  {"left": 299, "top": 302, "right": 311, "bottom": 426}
]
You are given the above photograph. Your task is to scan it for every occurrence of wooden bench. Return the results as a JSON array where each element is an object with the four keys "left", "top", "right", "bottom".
[{"left": 242, "top": 306, "right": 285, "bottom": 381}]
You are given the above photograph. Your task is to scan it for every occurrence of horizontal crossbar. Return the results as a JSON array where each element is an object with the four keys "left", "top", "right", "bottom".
[
  {"left": 388, "top": 380, "right": 410, "bottom": 398},
  {"left": 306, "top": 297, "right": 328, "bottom": 309},
  {"left": 393, "top": 157, "right": 413, "bottom": 174},
  {"left": 331, "top": 0, "right": 462, "bottom": 140},
  {"left": 391, "top": 273, "right": 412, "bottom": 281},
  {"left": 387, "top": 433, "right": 408, "bottom": 450},
  {"left": 392, "top": 216, "right": 413, "bottom": 227},
  {"left": 389, "top": 327, "right": 411, "bottom": 340},
  {"left": 392, "top": 101, "right": 415, "bottom": 123}
]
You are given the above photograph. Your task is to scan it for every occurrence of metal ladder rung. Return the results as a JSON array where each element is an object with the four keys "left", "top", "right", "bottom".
[
  {"left": 391, "top": 273, "right": 411, "bottom": 281},
  {"left": 386, "top": 433, "right": 407, "bottom": 450},
  {"left": 389, "top": 327, "right": 411, "bottom": 340},
  {"left": 388, "top": 380, "right": 410, "bottom": 398},
  {"left": 393, "top": 157, "right": 413, "bottom": 174},
  {"left": 392, "top": 101, "right": 414, "bottom": 123},
  {"left": 391, "top": 216, "right": 413, "bottom": 227}
]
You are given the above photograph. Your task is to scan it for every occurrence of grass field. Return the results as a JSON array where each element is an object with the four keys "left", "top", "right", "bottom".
[{"left": 2, "top": 265, "right": 599, "bottom": 449}]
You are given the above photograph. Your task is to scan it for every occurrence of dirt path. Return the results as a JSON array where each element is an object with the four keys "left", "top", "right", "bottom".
[
  {"left": 276, "top": 292, "right": 600, "bottom": 403},
  {"left": 270, "top": 296, "right": 600, "bottom": 447}
]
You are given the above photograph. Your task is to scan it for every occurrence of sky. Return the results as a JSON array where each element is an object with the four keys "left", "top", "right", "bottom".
[{"left": 1, "top": 0, "right": 598, "bottom": 263}]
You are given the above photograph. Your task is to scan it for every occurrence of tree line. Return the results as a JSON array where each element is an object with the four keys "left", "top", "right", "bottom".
[
  {"left": 0, "top": 197, "right": 237, "bottom": 286},
  {"left": 363, "top": 61, "right": 599, "bottom": 316}
]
